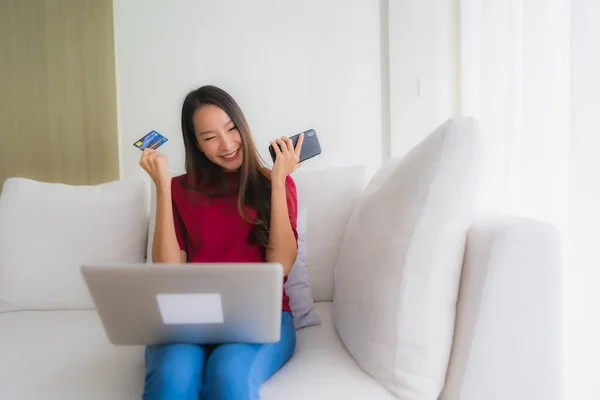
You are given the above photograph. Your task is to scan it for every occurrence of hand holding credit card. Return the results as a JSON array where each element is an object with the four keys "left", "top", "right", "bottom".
[
  {"left": 137, "top": 131, "right": 171, "bottom": 190},
  {"left": 133, "top": 130, "right": 168, "bottom": 151}
]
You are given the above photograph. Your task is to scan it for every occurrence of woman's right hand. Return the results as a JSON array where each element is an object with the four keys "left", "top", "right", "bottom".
[{"left": 139, "top": 148, "right": 171, "bottom": 191}]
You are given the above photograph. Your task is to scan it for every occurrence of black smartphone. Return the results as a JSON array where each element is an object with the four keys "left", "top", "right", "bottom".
[{"left": 269, "top": 129, "right": 322, "bottom": 163}]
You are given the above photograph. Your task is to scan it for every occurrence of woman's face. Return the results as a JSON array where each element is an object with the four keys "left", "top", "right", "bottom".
[{"left": 193, "top": 104, "right": 243, "bottom": 172}]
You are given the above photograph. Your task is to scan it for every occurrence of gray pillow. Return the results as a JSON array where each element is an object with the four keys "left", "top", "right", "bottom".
[{"left": 285, "top": 207, "right": 321, "bottom": 329}]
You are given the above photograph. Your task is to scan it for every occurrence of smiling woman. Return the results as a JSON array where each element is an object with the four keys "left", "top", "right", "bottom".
[
  {"left": 193, "top": 105, "right": 244, "bottom": 170},
  {"left": 137, "top": 85, "right": 303, "bottom": 400}
]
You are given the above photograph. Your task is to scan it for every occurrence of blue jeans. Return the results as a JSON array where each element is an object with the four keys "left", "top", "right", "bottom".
[{"left": 143, "top": 311, "right": 295, "bottom": 400}]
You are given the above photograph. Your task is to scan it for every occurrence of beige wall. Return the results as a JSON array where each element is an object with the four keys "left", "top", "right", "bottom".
[{"left": 0, "top": 0, "right": 119, "bottom": 189}]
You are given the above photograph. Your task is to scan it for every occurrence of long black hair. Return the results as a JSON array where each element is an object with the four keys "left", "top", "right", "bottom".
[{"left": 179, "top": 85, "right": 273, "bottom": 248}]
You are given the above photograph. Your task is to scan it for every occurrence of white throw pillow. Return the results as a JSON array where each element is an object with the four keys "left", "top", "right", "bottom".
[
  {"left": 0, "top": 178, "right": 150, "bottom": 312},
  {"left": 333, "top": 117, "right": 482, "bottom": 398}
]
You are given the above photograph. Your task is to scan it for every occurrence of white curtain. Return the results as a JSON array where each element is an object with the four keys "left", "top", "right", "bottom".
[
  {"left": 459, "top": 1, "right": 570, "bottom": 396},
  {"left": 459, "top": 0, "right": 570, "bottom": 238}
]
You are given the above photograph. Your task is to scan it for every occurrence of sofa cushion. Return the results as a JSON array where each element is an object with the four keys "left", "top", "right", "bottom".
[
  {"left": 261, "top": 302, "right": 395, "bottom": 399},
  {"left": 0, "top": 303, "right": 395, "bottom": 400},
  {"left": 292, "top": 165, "right": 366, "bottom": 301},
  {"left": 333, "top": 117, "right": 482, "bottom": 398},
  {"left": 0, "top": 178, "right": 150, "bottom": 312},
  {"left": 284, "top": 207, "right": 320, "bottom": 329},
  {"left": 0, "top": 310, "right": 145, "bottom": 399}
]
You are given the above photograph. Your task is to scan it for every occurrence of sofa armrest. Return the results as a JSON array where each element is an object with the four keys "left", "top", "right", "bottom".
[{"left": 440, "top": 215, "right": 564, "bottom": 400}]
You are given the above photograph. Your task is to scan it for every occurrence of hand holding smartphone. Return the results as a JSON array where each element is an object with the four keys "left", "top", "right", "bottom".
[{"left": 269, "top": 129, "right": 321, "bottom": 163}]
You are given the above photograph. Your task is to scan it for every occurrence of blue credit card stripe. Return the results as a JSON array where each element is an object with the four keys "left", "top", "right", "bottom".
[
  {"left": 141, "top": 132, "right": 159, "bottom": 148},
  {"left": 149, "top": 137, "right": 167, "bottom": 149},
  {"left": 149, "top": 137, "right": 168, "bottom": 149},
  {"left": 143, "top": 136, "right": 167, "bottom": 150}
]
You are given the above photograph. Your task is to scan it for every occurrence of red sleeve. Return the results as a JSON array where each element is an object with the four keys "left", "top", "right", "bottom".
[
  {"left": 285, "top": 175, "right": 299, "bottom": 243},
  {"left": 171, "top": 178, "right": 188, "bottom": 252}
]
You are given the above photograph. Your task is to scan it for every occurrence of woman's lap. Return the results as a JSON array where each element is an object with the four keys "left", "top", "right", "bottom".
[{"left": 143, "top": 311, "right": 295, "bottom": 400}]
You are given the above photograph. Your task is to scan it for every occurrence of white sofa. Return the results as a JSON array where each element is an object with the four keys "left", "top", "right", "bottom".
[{"left": 0, "top": 124, "right": 563, "bottom": 399}]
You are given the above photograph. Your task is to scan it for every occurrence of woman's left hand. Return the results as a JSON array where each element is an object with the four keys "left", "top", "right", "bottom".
[{"left": 270, "top": 133, "right": 304, "bottom": 183}]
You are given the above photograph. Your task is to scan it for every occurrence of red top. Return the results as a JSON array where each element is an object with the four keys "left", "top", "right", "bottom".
[{"left": 170, "top": 171, "right": 297, "bottom": 312}]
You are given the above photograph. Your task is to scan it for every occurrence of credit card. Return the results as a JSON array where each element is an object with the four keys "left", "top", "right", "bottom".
[{"left": 133, "top": 130, "right": 168, "bottom": 150}]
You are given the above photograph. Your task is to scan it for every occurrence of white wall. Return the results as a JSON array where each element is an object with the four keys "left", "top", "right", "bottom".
[
  {"left": 113, "top": 0, "right": 459, "bottom": 181},
  {"left": 113, "top": 0, "right": 384, "bottom": 180},
  {"left": 570, "top": 0, "right": 600, "bottom": 398},
  {"left": 388, "top": 0, "right": 458, "bottom": 159}
]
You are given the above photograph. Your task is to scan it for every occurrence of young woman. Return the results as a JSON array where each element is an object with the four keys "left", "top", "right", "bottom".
[{"left": 139, "top": 85, "right": 304, "bottom": 400}]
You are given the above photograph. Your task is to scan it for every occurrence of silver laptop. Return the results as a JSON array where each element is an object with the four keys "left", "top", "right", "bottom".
[{"left": 80, "top": 263, "right": 283, "bottom": 345}]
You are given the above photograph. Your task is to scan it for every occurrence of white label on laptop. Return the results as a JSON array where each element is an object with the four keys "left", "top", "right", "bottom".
[{"left": 156, "top": 293, "right": 224, "bottom": 324}]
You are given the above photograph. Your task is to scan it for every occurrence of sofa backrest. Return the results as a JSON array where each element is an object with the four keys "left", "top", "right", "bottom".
[
  {"left": 292, "top": 165, "right": 366, "bottom": 301},
  {"left": 146, "top": 165, "right": 367, "bottom": 302},
  {"left": 0, "top": 177, "right": 150, "bottom": 312},
  {"left": 0, "top": 165, "right": 364, "bottom": 312}
]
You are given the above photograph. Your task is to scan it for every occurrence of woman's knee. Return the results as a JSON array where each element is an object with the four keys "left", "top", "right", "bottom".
[
  {"left": 144, "top": 344, "right": 205, "bottom": 398},
  {"left": 203, "top": 344, "right": 257, "bottom": 398},
  {"left": 203, "top": 313, "right": 296, "bottom": 399}
]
